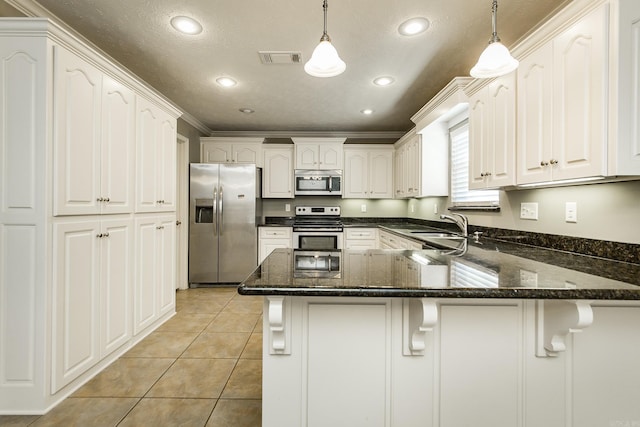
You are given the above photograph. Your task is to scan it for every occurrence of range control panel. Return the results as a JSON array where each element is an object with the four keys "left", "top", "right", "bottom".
[{"left": 295, "top": 206, "right": 341, "bottom": 216}]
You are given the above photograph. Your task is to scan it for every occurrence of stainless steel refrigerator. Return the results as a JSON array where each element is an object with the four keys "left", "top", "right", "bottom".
[{"left": 189, "top": 163, "right": 260, "bottom": 285}]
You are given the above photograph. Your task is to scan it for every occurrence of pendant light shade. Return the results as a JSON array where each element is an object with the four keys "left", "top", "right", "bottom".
[
  {"left": 304, "top": 0, "right": 346, "bottom": 78},
  {"left": 470, "top": 0, "right": 518, "bottom": 78}
]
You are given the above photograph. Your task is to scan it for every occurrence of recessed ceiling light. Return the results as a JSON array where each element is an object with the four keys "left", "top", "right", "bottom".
[
  {"left": 373, "top": 76, "right": 395, "bottom": 86},
  {"left": 216, "top": 77, "right": 237, "bottom": 87},
  {"left": 170, "top": 16, "right": 203, "bottom": 35},
  {"left": 239, "top": 108, "right": 255, "bottom": 114},
  {"left": 398, "top": 17, "right": 430, "bottom": 36},
  {"left": 361, "top": 109, "right": 374, "bottom": 115}
]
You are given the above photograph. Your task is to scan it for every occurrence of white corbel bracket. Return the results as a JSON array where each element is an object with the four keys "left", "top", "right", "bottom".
[
  {"left": 267, "top": 296, "right": 291, "bottom": 355},
  {"left": 403, "top": 298, "right": 438, "bottom": 356},
  {"left": 536, "top": 300, "right": 594, "bottom": 357}
]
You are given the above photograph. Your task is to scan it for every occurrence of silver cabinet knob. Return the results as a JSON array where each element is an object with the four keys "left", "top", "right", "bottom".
[{"left": 550, "top": 159, "right": 558, "bottom": 165}]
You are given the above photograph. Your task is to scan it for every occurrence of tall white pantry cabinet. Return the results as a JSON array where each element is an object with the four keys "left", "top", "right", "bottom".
[{"left": 0, "top": 19, "right": 181, "bottom": 413}]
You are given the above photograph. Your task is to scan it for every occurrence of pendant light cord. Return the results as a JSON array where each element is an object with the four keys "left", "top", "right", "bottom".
[
  {"left": 490, "top": 0, "right": 501, "bottom": 43},
  {"left": 321, "top": 0, "right": 330, "bottom": 42}
]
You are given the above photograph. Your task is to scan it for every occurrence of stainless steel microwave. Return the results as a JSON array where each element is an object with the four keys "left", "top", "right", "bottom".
[{"left": 294, "top": 169, "right": 342, "bottom": 196}]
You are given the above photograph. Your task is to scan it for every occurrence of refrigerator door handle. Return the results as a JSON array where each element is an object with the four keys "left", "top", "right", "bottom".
[
  {"left": 219, "top": 185, "right": 224, "bottom": 236},
  {"left": 213, "top": 187, "right": 218, "bottom": 236}
]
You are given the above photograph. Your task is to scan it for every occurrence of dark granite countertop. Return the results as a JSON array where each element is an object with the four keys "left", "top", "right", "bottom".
[{"left": 239, "top": 240, "right": 640, "bottom": 300}]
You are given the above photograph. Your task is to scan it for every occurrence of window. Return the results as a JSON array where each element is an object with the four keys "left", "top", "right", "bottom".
[{"left": 449, "top": 121, "right": 499, "bottom": 207}]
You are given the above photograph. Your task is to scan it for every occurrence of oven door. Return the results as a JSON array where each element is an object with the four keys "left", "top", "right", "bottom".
[
  {"left": 293, "top": 250, "right": 341, "bottom": 278},
  {"left": 292, "top": 230, "right": 343, "bottom": 250}
]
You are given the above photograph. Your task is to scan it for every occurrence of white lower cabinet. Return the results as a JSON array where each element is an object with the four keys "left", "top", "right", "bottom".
[
  {"left": 134, "top": 215, "right": 176, "bottom": 334},
  {"left": 259, "top": 227, "right": 292, "bottom": 263},
  {"left": 52, "top": 217, "right": 133, "bottom": 392},
  {"left": 344, "top": 228, "right": 378, "bottom": 249},
  {"left": 263, "top": 297, "right": 640, "bottom": 427},
  {"left": 379, "top": 229, "right": 422, "bottom": 250}
]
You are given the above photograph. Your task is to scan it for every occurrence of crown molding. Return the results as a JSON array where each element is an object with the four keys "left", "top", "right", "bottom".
[
  {"left": 208, "top": 130, "right": 406, "bottom": 140},
  {"left": 179, "top": 112, "right": 212, "bottom": 135}
]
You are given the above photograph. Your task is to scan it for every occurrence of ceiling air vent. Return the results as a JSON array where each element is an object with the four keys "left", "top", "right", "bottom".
[{"left": 258, "top": 51, "right": 303, "bottom": 64}]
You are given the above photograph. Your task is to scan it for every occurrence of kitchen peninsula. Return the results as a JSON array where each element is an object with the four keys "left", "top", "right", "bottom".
[{"left": 239, "top": 234, "right": 640, "bottom": 427}]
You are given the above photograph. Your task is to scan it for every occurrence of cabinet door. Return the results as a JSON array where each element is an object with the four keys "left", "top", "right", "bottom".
[
  {"left": 233, "top": 143, "right": 262, "bottom": 166},
  {"left": 319, "top": 143, "right": 343, "bottom": 169},
  {"left": 517, "top": 42, "right": 554, "bottom": 185},
  {"left": 101, "top": 75, "right": 135, "bottom": 214},
  {"left": 295, "top": 144, "right": 319, "bottom": 169},
  {"left": 343, "top": 150, "right": 368, "bottom": 198},
  {"left": 368, "top": 150, "right": 394, "bottom": 198},
  {"left": 468, "top": 90, "right": 489, "bottom": 190},
  {"left": 52, "top": 220, "right": 101, "bottom": 392},
  {"left": 201, "top": 142, "right": 232, "bottom": 163},
  {"left": 157, "top": 216, "right": 176, "bottom": 316},
  {"left": 259, "top": 239, "right": 291, "bottom": 264},
  {"left": 53, "top": 47, "right": 102, "bottom": 216},
  {"left": 100, "top": 218, "right": 132, "bottom": 357},
  {"left": 134, "top": 216, "right": 159, "bottom": 334},
  {"left": 487, "top": 73, "right": 516, "bottom": 188},
  {"left": 394, "top": 144, "right": 405, "bottom": 198},
  {"left": 552, "top": 4, "right": 608, "bottom": 181},
  {"left": 407, "top": 138, "right": 420, "bottom": 197},
  {"left": 263, "top": 148, "right": 294, "bottom": 198},
  {"left": 135, "top": 97, "right": 159, "bottom": 213},
  {"left": 157, "top": 111, "right": 176, "bottom": 211}
]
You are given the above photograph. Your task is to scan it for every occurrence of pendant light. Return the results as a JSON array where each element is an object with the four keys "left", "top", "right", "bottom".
[
  {"left": 304, "top": 0, "right": 346, "bottom": 78},
  {"left": 470, "top": 0, "right": 519, "bottom": 78}
]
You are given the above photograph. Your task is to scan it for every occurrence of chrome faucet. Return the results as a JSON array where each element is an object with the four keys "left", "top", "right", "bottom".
[{"left": 440, "top": 213, "right": 468, "bottom": 237}]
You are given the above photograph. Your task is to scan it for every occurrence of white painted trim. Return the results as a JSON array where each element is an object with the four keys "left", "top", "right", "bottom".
[{"left": 175, "top": 133, "right": 189, "bottom": 290}]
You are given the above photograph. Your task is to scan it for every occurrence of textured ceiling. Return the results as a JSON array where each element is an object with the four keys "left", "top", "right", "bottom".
[{"left": 2, "top": 0, "right": 568, "bottom": 134}]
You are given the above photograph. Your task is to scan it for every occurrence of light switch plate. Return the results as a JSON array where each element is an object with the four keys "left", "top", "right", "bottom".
[
  {"left": 565, "top": 202, "right": 577, "bottom": 223},
  {"left": 285, "top": 203, "right": 291, "bottom": 212},
  {"left": 361, "top": 204, "right": 367, "bottom": 213},
  {"left": 520, "top": 202, "right": 538, "bottom": 220}
]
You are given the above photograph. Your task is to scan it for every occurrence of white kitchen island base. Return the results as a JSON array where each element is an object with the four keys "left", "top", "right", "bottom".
[{"left": 262, "top": 296, "right": 640, "bottom": 427}]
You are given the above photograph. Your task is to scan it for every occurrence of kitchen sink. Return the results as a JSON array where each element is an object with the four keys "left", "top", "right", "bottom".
[{"left": 409, "top": 231, "right": 459, "bottom": 238}]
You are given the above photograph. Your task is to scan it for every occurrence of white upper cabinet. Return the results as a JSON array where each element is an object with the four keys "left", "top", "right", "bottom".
[
  {"left": 53, "top": 47, "right": 135, "bottom": 216},
  {"left": 515, "top": 0, "right": 640, "bottom": 185},
  {"left": 135, "top": 96, "right": 176, "bottom": 213},
  {"left": 100, "top": 76, "right": 136, "bottom": 214},
  {"left": 292, "top": 137, "right": 345, "bottom": 169},
  {"left": 517, "top": 4, "right": 608, "bottom": 185},
  {"left": 200, "top": 137, "right": 264, "bottom": 167},
  {"left": 343, "top": 146, "right": 394, "bottom": 199},
  {"left": 394, "top": 127, "right": 449, "bottom": 198},
  {"left": 263, "top": 145, "right": 294, "bottom": 198},
  {"left": 468, "top": 72, "right": 516, "bottom": 190}
]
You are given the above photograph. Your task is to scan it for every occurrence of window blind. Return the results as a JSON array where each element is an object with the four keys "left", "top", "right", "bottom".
[{"left": 450, "top": 122, "right": 499, "bottom": 206}]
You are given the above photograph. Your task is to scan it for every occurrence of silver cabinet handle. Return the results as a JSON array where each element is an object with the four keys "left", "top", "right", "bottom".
[
  {"left": 97, "top": 197, "right": 103, "bottom": 202},
  {"left": 550, "top": 159, "right": 558, "bottom": 165},
  {"left": 540, "top": 161, "right": 549, "bottom": 167},
  {"left": 156, "top": 225, "right": 164, "bottom": 230},
  {"left": 176, "top": 220, "right": 182, "bottom": 226},
  {"left": 97, "top": 233, "right": 103, "bottom": 238}
]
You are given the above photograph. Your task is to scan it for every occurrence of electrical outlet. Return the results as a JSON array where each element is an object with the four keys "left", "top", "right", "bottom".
[
  {"left": 565, "top": 202, "right": 577, "bottom": 223},
  {"left": 361, "top": 204, "right": 367, "bottom": 213},
  {"left": 285, "top": 203, "right": 291, "bottom": 212},
  {"left": 433, "top": 203, "right": 438, "bottom": 214},
  {"left": 520, "top": 202, "right": 538, "bottom": 220},
  {"left": 520, "top": 270, "right": 538, "bottom": 287}
]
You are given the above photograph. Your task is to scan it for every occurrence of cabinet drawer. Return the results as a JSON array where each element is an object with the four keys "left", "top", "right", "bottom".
[
  {"left": 345, "top": 228, "right": 378, "bottom": 240},
  {"left": 259, "top": 227, "right": 292, "bottom": 238}
]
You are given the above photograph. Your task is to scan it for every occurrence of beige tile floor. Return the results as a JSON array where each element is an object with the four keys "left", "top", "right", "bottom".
[{"left": 1, "top": 287, "right": 264, "bottom": 427}]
